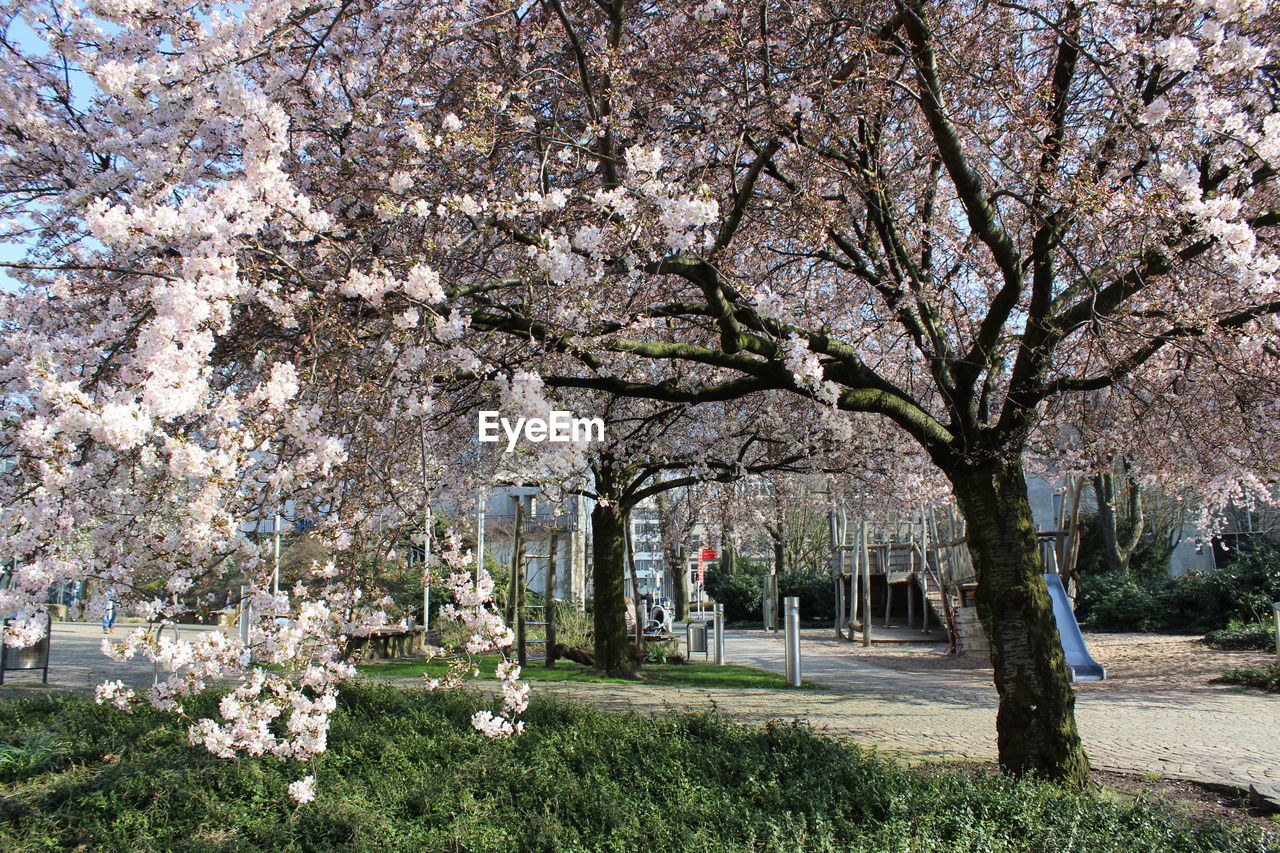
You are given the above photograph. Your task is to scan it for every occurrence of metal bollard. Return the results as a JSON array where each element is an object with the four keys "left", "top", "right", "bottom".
[
  {"left": 784, "top": 596, "right": 801, "bottom": 687},
  {"left": 713, "top": 603, "right": 725, "bottom": 665}
]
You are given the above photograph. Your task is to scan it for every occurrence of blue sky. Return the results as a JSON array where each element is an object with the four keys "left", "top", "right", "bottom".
[{"left": 0, "top": 14, "right": 97, "bottom": 294}]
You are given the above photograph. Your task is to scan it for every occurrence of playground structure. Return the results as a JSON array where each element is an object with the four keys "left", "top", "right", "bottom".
[
  {"left": 829, "top": 505, "right": 972, "bottom": 652},
  {"left": 831, "top": 503, "right": 1106, "bottom": 680}
]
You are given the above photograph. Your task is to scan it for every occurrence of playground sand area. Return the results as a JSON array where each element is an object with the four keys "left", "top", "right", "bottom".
[{"left": 831, "top": 631, "right": 1278, "bottom": 694}]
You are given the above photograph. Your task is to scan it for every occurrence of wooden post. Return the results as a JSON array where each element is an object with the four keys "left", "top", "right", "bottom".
[
  {"left": 624, "top": 511, "right": 644, "bottom": 644},
  {"left": 850, "top": 551, "right": 859, "bottom": 635},
  {"left": 830, "top": 509, "right": 841, "bottom": 638},
  {"left": 884, "top": 579, "right": 893, "bottom": 628},
  {"left": 1272, "top": 602, "right": 1279, "bottom": 667},
  {"left": 860, "top": 522, "right": 873, "bottom": 646},
  {"left": 834, "top": 577, "right": 844, "bottom": 639},
  {"left": 919, "top": 506, "right": 931, "bottom": 632},
  {"left": 516, "top": 550, "right": 527, "bottom": 668},
  {"left": 907, "top": 578, "right": 915, "bottom": 630},
  {"left": 475, "top": 487, "right": 487, "bottom": 580},
  {"left": 545, "top": 533, "right": 559, "bottom": 668},
  {"left": 506, "top": 497, "right": 525, "bottom": 625}
]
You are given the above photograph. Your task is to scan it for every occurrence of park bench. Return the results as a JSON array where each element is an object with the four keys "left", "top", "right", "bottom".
[{"left": 343, "top": 626, "right": 425, "bottom": 662}]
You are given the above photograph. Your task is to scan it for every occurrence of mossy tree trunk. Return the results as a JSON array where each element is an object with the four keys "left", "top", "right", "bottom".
[
  {"left": 1094, "top": 460, "right": 1144, "bottom": 576},
  {"left": 672, "top": 542, "right": 689, "bottom": 621},
  {"left": 950, "top": 455, "right": 1090, "bottom": 786},
  {"left": 591, "top": 499, "right": 633, "bottom": 676}
]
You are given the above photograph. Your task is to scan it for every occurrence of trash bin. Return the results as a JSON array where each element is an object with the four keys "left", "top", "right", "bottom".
[
  {"left": 686, "top": 621, "right": 709, "bottom": 659},
  {"left": 1, "top": 616, "right": 51, "bottom": 684}
]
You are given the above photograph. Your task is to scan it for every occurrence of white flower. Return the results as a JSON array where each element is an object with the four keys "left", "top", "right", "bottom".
[
  {"left": 626, "top": 146, "right": 664, "bottom": 174},
  {"left": 94, "top": 680, "right": 136, "bottom": 711},
  {"left": 1154, "top": 36, "right": 1199, "bottom": 73},
  {"left": 92, "top": 401, "right": 153, "bottom": 450},
  {"left": 471, "top": 710, "right": 517, "bottom": 738},
  {"left": 263, "top": 362, "right": 299, "bottom": 410},
  {"left": 389, "top": 172, "right": 413, "bottom": 193},
  {"left": 442, "top": 113, "right": 463, "bottom": 133},
  {"left": 404, "top": 264, "right": 444, "bottom": 302},
  {"left": 288, "top": 775, "right": 317, "bottom": 803},
  {"left": 1141, "top": 97, "right": 1171, "bottom": 125},
  {"left": 783, "top": 93, "right": 814, "bottom": 119}
]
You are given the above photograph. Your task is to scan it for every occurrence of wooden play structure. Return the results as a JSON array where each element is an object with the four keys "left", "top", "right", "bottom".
[
  {"left": 832, "top": 501, "right": 1086, "bottom": 660},
  {"left": 830, "top": 505, "right": 977, "bottom": 654}
]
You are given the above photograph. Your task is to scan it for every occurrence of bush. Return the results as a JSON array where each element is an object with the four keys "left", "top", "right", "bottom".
[
  {"left": 553, "top": 604, "right": 594, "bottom": 649},
  {"left": 1076, "top": 574, "right": 1162, "bottom": 631},
  {"left": 705, "top": 568, "right": 764, "bottom": 622},
  {"left": 706, "top": 566, "right": 837, "bottom": 625},
  {"left": 1077, "top": 539, "right": 1280, "bottom": 634},
  {"left": 0, "top": 685, "right": 1273, "bottom": 852},
  {"left": 1204, "top": 621, "right": 1277, "bottom": 652},
  {"left": 1076, "top": 512, "right": 1176, "bottom": 581},
  {"left": 777, "top": 568, "right": 836, "bottom": 623},
  {"left": 1216, "top": 664, "right": 1280, "bottom": 692}
]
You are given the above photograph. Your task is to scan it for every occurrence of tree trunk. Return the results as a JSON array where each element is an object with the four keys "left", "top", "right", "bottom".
[
  {"left": 770, "top": 525, "right": 784, "bottom": 631},
  {"left": 1094, "top": 464, "right": 1144, "bottom": 576},
  {"left": 672, "top": 543, "right": 688, "bottom": 621},
  {"left": 950, "top": 457, "right": 1091, "bottom": 787},
  {"left": 591, "top": 501, "right": 633, "bottom": 676},
  {"left": 1093, "top": 473, "right": 1124, "bottom": 574}
]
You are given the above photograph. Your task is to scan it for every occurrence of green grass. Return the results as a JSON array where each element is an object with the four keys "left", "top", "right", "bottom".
[
  {"left": 1, "top": 685, "right": 1276, "bottom": 852},
  {"left": 358, "top": 657, "right": 822, "bottom": 689}
]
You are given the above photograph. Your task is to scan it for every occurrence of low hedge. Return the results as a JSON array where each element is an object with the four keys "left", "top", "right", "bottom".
[
  {"left": 1216, "top": 664, "right": 1280, "bottom": 693},
  {"left": 705, "top": 567, "right": 835, "bottom": 624},
  {"left": 1077, "top": 542, "right": 1280, "bottom": 635},
  {"left": 0, "top": 684, "right": 1275, "bottom": 851},
  {"left": 1204, "top": 621, "right": 1277, "bottom": 652}
]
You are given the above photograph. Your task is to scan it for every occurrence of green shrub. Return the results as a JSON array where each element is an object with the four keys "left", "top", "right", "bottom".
[
  {"left": 0, "top": 685, "right": 1274, "bottom": 852},
  {"left": 1077, "top": 574, "right": 1162, "bottom": 631},
  {"left": 1204, "top": 621, "right": 1277, "bottom": 652},
  {"left": 0, "top": 731, "right": 70, "bottom": 783},
  {"left": 1078, "top": 540, "right": 1280, "bottom": 634},
  {"left": 705, "top": 568, "right": 764, "bottom": 621},
  {"left": 707, "top": 566, "right": 836, "bottom": 624},
  {"left": 778, "top": 568, "right": 836, "bottom": 623},
  {"left": 1216, "top": 664, "right": 1280, "bottom": 692},
  {"left": 553, "top": 603, "right": 593, "bottom": 649}
]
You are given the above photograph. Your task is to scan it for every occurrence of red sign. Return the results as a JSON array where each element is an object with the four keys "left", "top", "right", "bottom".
[{"left": 696, "top": 548, "right": 717, "bottom": 585}]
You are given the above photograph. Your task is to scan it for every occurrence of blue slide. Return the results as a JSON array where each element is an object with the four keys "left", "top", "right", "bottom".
[{"left": 1044, "top": 573, "right": 1106, "bottom": 682}]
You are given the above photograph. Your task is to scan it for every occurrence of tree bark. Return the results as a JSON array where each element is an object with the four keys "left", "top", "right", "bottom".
[
  {"left": 1094, "top": 462, "right": 1144, "bottom": 576},
  {"left": 591, "top": 501, "right": 633, "bottom": 676},
  {"left": 769, "top": 524, "right": 784, "bottom": 631},
  {"left": 672, "top": 542, "right": 688, "bottom": 621},
  {"left": 656, "top": 492, "right": 690, "bottom": 621},
  {"left": 950, "top": 456, "right": 1091, "bottom": 787}
]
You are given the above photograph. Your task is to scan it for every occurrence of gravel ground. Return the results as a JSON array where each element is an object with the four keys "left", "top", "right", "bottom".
[{"left": 826, "top": 630, "right": 1279, "bottom": 695}]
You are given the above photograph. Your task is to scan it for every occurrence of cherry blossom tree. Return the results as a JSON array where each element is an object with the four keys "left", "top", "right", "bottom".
[
  {"left": 2, "top": 0, "right": 1279, "bottom": 790},
  {"left": 444, "top": 0, "right": 1280, "bottom": 785}
]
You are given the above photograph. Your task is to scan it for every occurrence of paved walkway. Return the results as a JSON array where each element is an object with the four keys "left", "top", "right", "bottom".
[
  {"left": 6, "top": 623, "right": 1276, "bottom": 792},
  {"left": 480, "top": 629, "right": 1280, "bottom": 792},
  {"left": 0, "top": 621, "right": 221, "bottom": 694}
]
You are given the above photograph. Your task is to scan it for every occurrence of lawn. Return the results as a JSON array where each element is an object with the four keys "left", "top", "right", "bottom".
[
  {"left": 0, "top": 684, "right": 1274, "bottom": 852},
  {"left": 358, "top": 656, "right": 821, "bottom": 689}
]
